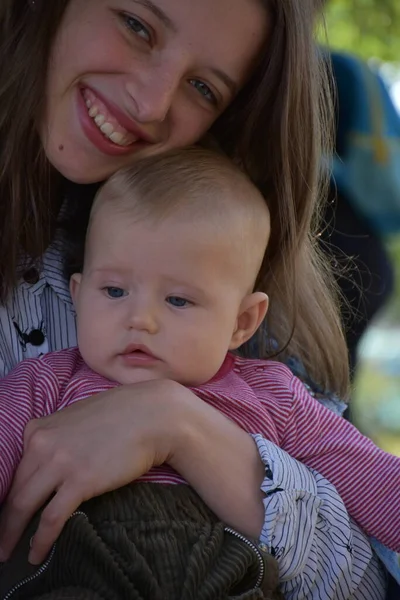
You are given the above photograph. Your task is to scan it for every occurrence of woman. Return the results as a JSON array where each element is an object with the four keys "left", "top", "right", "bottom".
[{"left": 0, "top": 0, "right": 387, "bottom": 597}]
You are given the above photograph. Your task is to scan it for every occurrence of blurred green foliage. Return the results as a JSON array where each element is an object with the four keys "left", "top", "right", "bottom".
[
  {"left": 322, "top": 0, "right": 400, "bottom": 309},
  {"left": 321, "top": 2, "right": 400, "bottom": 457},
  {"left": 388, "top": 237, "right": 400, "bottom": 301},
  {"left": 323, "top": 0, "right": 400, "bottom": 63}
]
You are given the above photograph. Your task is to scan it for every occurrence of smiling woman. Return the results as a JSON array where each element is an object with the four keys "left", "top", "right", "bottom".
[{"left": 41, "top": 0, "right": 268, "bottom": 183}]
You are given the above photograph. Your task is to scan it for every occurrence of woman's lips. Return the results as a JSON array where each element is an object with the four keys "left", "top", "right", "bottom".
[
  {"left": 76, "top": 87, "right": 151, "bottom": 157},
  {"left": 82, "top": 88, "right": 137, "bottom": 146}
]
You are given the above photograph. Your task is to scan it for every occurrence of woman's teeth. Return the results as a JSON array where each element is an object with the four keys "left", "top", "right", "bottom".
[{"left": 85, "top": 98, "right": 137, "bottom": 147}]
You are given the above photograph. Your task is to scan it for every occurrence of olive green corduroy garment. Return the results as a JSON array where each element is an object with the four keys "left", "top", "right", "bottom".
[{"left": 0, "top": 483, "right": 284, "bottom": 600}]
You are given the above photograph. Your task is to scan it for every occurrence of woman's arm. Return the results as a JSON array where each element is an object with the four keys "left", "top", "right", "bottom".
[
  {"left": 0, "top": 379, "right": 265, "bottom": 565},
  {"left": 253, "top": 435, "right": 386, "bottom": 600},
  {"left": 281, "top": 375, "right": 400, "bottom": 552},
  {"left": 169, "top": 391, "right": 266, "bottom": 538}
]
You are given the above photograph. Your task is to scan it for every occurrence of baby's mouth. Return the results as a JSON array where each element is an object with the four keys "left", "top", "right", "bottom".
[{"left": 81, "top": 87, "right": 138, "bottom": 148}]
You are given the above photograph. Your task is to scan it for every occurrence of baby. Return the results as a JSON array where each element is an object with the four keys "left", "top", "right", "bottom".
[{"left": 0, "top": 147, "right": 396, "bottom": 599}]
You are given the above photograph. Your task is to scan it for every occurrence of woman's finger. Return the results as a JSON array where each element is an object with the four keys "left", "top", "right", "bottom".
[
  {"left": 2, "top": 420, "right": 45, "bottom": 504},
  {"left": 0, "top": 466, "right": 61, "bottom": 560},
  {"left": 28, "top": 482, "right": 83, "bottom": 564},
  {"left": 4, "top": 452, "right": 40, "bottom": 503}
]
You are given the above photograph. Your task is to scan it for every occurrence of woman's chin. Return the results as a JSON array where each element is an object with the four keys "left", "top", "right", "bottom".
[
  {"left": 40, "top": 131, "right": 115, "bottom": 184},
  {"left": 46, "top": 146, "right": 113, "bottom": 184}
]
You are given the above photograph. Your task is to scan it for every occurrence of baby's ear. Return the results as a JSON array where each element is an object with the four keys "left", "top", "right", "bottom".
[
  {"left": 69, "top": 273, "right": 82, "bottom": 308},
  {"left": 229, "top": 292, "right": 268, "bottom": 350}
]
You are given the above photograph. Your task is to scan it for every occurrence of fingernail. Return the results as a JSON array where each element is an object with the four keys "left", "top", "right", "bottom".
[{"left": 28, "top": 550, "right": 41, "bottom": 565}]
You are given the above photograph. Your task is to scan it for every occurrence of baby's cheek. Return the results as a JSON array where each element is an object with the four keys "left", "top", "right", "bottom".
[{"left": 78, "top": 318, "right": 104, "bottom": 356}]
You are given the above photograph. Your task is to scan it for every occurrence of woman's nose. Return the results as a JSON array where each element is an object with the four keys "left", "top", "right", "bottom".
[{"left": 125, "top": 62, "right": 182, "bottom": 124}]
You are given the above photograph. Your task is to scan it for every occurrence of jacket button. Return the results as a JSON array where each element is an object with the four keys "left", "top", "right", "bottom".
[
  {"left": 23, "top": 267, "right": 40, "bottom": 285},
  {"left": 27, "top": 329, "right": 45, "bottom": 346}
]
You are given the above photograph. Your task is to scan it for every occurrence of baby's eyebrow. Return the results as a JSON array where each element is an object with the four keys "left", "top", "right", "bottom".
[
  {"left": 162, "top": 278, "right": 208, "bottom": 299},
  {"left": 86, "top": 266, "right": 128, "bottom": 277}
]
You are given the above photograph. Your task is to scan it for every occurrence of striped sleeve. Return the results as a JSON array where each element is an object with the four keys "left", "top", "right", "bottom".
[
  {"left": 277, "top": 374, "right": 400, "bottom": 552},
  {"left": 0, "top": 358, "right": 61, "bottom": 501},
  {"left": 252, "top": 435, "right": 386, "bottom": 600}
]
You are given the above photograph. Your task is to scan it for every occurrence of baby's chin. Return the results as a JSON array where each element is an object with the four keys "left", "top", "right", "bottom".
[
  {"left": 93, "top": 358, "right": 214, "bottom": 388},
  {"left": 107, "top": 368, "right": 167, "bottom": 386}
]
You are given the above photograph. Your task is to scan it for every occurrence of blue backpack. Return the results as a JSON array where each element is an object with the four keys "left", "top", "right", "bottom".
[{"left": 331, "top": 51, "right": 400, "bottom": 236}]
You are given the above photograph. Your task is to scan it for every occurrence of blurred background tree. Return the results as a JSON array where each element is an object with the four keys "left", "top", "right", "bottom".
[
  {"left": 321, "top": 1, "right": 400, "bottom": 456},
  {"left": 322, "top": 0, "right": 400, "bottom": 299},
  {"left": 323, "top": 0, "right": 400, "bottom": 63}
]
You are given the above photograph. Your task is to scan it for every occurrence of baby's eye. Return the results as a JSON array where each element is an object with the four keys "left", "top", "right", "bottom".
[
  {"left": 166, "top": 296, "right": 192, "bottom": 308},
  {"left": 104, "top": 287, "right": 127, "bottom": 299}
]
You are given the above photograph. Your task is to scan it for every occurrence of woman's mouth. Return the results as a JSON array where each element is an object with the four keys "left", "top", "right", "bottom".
[{"left": 81, "top": 88, "right": 138, "bottom": 148}]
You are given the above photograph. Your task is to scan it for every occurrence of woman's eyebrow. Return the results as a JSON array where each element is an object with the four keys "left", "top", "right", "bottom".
[
  {"left": 129, "top": 0, "right": 177, "bottom": 32},
  {"left": 209, "top": 68, "right": 238, "bottom": 96}
]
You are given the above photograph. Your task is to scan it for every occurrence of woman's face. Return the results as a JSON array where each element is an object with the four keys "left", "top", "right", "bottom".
[{"left": 42, "top": 0, "right": 269, "bottom": 183}]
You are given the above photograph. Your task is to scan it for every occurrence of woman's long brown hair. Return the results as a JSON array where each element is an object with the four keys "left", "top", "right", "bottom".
[
  {"left": 0, "top": 0, "right": 69, "bottom": 293},
  {"left": 0, "top": 0, "right": 349, "bottom": 397}
]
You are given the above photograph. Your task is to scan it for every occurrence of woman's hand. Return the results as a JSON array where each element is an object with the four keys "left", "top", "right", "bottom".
[
  {"left": 0, "top": 379, "right": 264, "bottom": 564},
  {"left": 0, "top": 379, "right": 179, "bottom": 564}
]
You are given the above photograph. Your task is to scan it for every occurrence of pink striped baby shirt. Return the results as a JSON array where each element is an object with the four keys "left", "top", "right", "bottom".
[{"left": 0, "top": 347, "right": 398, "bottom": 551}]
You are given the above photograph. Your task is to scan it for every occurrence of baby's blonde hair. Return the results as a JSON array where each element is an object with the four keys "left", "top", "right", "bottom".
[
  {"left": 93, "top": 146, "right": 268, "bottom": 228},
  {"left": 90, "top": 146, "right": 271, "bottom": 292}
]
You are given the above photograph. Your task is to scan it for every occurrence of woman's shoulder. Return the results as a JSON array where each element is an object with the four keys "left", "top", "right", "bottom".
[{"left": 0, "top": 240, "right": 77, "bottom": 379}]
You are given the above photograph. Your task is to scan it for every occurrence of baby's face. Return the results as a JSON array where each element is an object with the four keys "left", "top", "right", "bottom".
[{"left": 71, "top": 206, "right": 251, "bottom": 386}]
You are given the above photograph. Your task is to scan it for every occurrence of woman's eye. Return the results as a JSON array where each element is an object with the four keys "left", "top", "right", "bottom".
[
  {"left": 166, "top": 296, "right": 191, "bottom": 308},
  {"left": 189, "top": 79, "right": 217, "bottom": 105},
  {"left": 105, "top": 287, "right": 126, "bottom": 299},
  {"left": 120, "top": 14, "right": 151, "bottom": 42}
]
